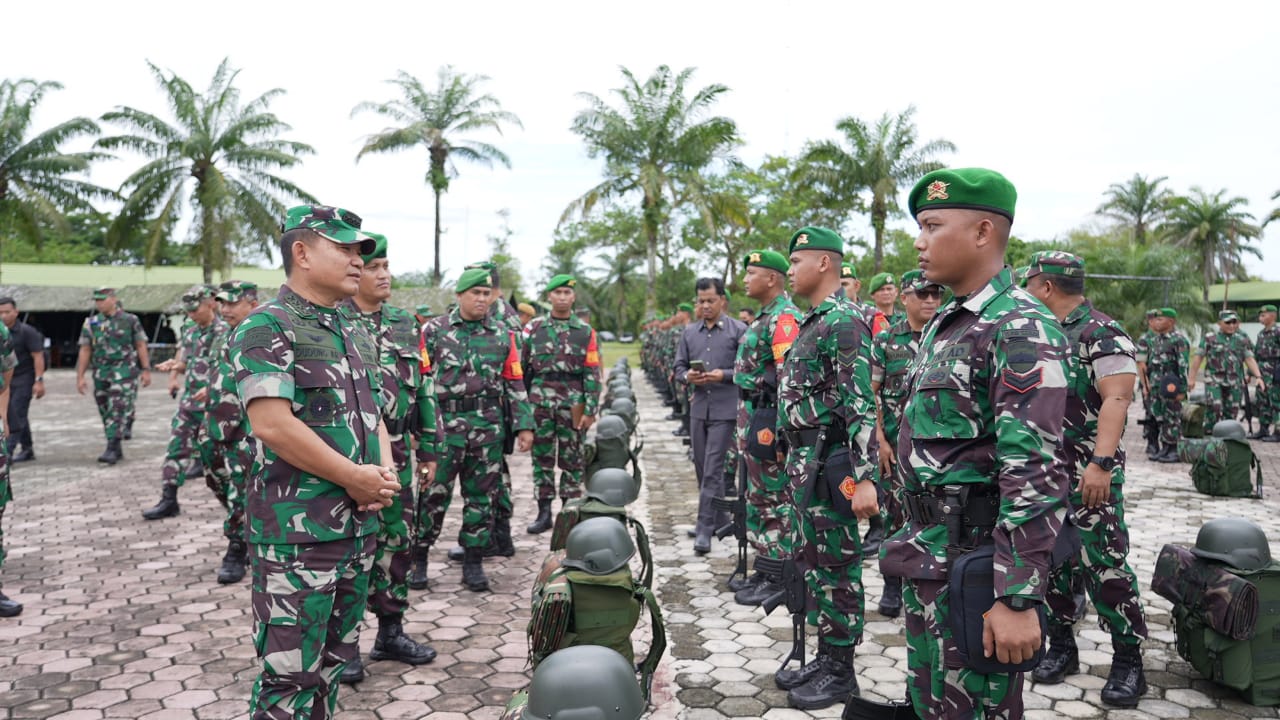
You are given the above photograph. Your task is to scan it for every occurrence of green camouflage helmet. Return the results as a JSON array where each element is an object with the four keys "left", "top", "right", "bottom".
[
  {"left": 594, "top": 415, "right": 629, "bottom": 441},
  {"left": 561, "top": 517, "right": 636, "bottom": 575},
  {"left": 1191, "top": 517, "right": 1273, "bottom": 571},
  {"left": 1211, "top": 419, "right": 1247, "bottom": 440},
  {"left": 521, "top": 645, "right": 645, "bottom": 720},
  {"left": 586, "top": 468, "right": 640, "bottom": 507}
]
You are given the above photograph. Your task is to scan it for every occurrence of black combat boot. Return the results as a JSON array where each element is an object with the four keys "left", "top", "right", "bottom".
[
  {"left": 339, "top": 656, "right": 363, "bottom": 684},
  {"left": 98, "top": 438, "right": 122, "bottom": 465},
  {"left": 407, "top": 546, "right": 429, "bottom": 590},
  {"left": 1266, "top": 431, "right": 1280, "bottom": 443},
  {"left": 11, "top": 447, "right": 34, "bottom": 463},
  {"left": 1249, "top": 424, "right": 1271, "bottom": 440},
  {"left": 527, "top": 499, "right": 553, "bottom": 534},
  {"left": 369, "top": 616, "right": 437, "bottom": 665},
  {"left": 727, "top": 570, "right": 763, "bottom": 593},
  {"left": 1156, "top": 443, "right": 1181, "bottom": 463},
  {"left": 734, "top": 574, "right": 779, "bottom": 607},
  {"left": 123, "top": 417, "right": 134, "bottom": 441},
  {"left": 0, "top": 592, "right": 22, "bottom": 618},
  {"left": 447, "top": 545, "right": 465, "bottom": 562},
  {"left": 1101, "top": 643, "right": 1147, "bottom": 707},
  {"left": 1145, "top": 434, "right": 1160, "bottom": 458},
  {"left": 861, "top": 514, "right": 885, "bottom": 557},
  {"left": 216, "top": 540, "right": 248, "bottom": 584},
  {"left": 461, "top": 546, "right": 489, "bottom": 592},
  {"left": 877, "top": 576, "right": 903, "bottom": 618},
  {"left": 490, "top": 517, "right": 516, "bottom": 557},
  {"left": 776, "top": 640, "right": 833, "bottom": 690},
  {"left": 787, "top": 642, "right": 858, "bottom": 710},
  {"left": 1031, "top": 622, "right": 1079, "bottom": 684},
  {"left": 141, "top": 485, "right": 180, "bottom": 520}
]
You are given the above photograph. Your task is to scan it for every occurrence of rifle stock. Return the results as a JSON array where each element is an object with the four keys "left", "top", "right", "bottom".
[
  {"left": 711, "top": 455, "right": 749, "bottom": 584},
  {"left": 757, "top": 556, "right": 807, "bottom": 674}
]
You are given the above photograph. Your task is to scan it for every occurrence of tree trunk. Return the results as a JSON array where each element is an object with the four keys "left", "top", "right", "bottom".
[
  {"left": 871, "top": 192, "right": 887, "bottom": 273},
  {"left": 433, "top": 187, "right": 443, "bottom": 284},
  {"left": 201, "top": 202, "right": 215, "bottom": 285},
  {"left": 1202, "top": 243, "right": 1212, "bottom": 304},
  {"left": 643, "top": 197, "right": 659, "bottom": 314}
]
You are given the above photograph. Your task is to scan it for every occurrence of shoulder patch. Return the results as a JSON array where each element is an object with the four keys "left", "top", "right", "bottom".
[
  {"left": 240, "top": 325, "right": 275, "bottom": 351},
  {"left": 1004, "top": 339, "right": 1040, "bottom": 374}
]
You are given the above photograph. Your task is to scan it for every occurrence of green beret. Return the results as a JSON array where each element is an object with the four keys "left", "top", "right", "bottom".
[
  {"left": 544, "top": 274, "right": 577, "bottom": 294},
  {"left": 1261, "top": 305, "right": 1278, "bottom": 314},
  {"left": 742, "top": 249, "right": 789, "bottom": 274},
  {"left": 1158, "top": 308, "right": 1178, "bottom": 318},
  {"left": 282, "top": 205, "right": 376, "bottom": 255},
  {"left": 840, "top": 263, "right": 856, "bottom": 280},
  {"left": 1219, "top": 310, "right": 1239, "bottom": 322},
  {"left": 181, "top": 284, "right": 216, "bottom": 312},
  {"left": 788, "top": 226, "right": 844, "bottom": 256},
  {"left": 216, "top": 280, "right": 258, "bottom": 303},
  {"left": 678, "top": 302, "right": 694, "bottom": 313},
  {"left": 1025, "top": 250, "right": 1084, "bottom": 281},
  {"left": 867, "top": 272, "right": 896, "bottom": 294},
  {"left": 900, "top": 269, "right": 936, "bottom": 293},
  {"left": 415, "top": 304, "right": 432, "bottom": 316},
  {"left": 456, "top": 268, "right": 493, "bottom": 293},
  {"left": 361, "top": 231, "right": 388, "bottom": 263},
  {"left": 93, "top": 286, "right": 116, "bottom": 300},
  {"left": 908, "top": 167, "right": 1017, "bottom": 222}
]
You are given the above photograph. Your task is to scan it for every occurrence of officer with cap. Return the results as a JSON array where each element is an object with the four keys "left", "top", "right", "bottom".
[
  {"left": 775, "top": 226, "right": 878, "bottom": 709},
  {"left": 867, "top": 272, "right": 904, "bottom": 326},
  {"left": 880, "top": 168, "right": 1070, "bottom": 719},
  {"left": 839, "top": 263, "right": 859, "bottom": 299},
  {"left": 1138, "top": 308, "right": 1189, "bottom": 462},
  {"left": 76, "top": 287, "right": 152, "bottom": 464},
  {"left": 522, "top": 274, "right": 602, "bottom": 534},
  {"left": 419, "top": 267, "right": 533, "bottom": 592},
  {"left": 1189, "top": 309, "right": 1265, "bottom": 435},
  {"left": 142, "top": 285, "right": 228, "bottom": 519},
  {"left": 229, "top": 204, "right": 401, "bottom": 719},
  {"left": 1023, "top": 251, "right": 1149, "bottom": 707},
  {"left": 1254, "top": 304, "right": 1280, "bottom": 440},
  {"left": 499, "top": 645, "right": 645, "bottom": 720}
]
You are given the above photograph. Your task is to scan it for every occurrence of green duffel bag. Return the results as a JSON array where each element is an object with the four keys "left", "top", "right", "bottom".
[{"left": 1178, "top": 436, "right": 1262, "bottom": 499}]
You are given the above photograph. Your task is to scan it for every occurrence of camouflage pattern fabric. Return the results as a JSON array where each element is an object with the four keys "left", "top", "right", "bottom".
[
  {"left": 523, "top": 313, "right": 602, "bottom": 501},
  {"left": 1255, "top": 323, "right": 1280, "bottom": 425},
  {"left": 162, "top": 317, "right": 228, "bottom": 489},
  {"left": 776, "top": 289, "right": 875, "bottom": 647},
  {"left": 0, "top": 324, "right": 16, "bottom": 585},
  {"left": 879, "top": 267, "right": 1070, "bottom": 720},
  {"left": 1045, "top": 301, "right": 1148, "bottom": 647},
  {"left": 78, "top": 309, "right": 146, "bottom": 441},
  {"left": 418, "top": 306, "right": 533, "bottom": 549},
  {"left": 204, "top": 338, "right": 255, "bottom": 542},
  {"left": 1135, "top": 328, "right": 1157, "bottom": 424},
  {"left": 490, "top": 298, "right": 524, "bottom": 525},
  {"left": 1140, "top": 328, "right": 1190, "bottom": 447},
  {"left": 1196, "top": 330, "right": 1255, "bottom": 430},
  {"left": 1152, "top": 543, "right": 1259, "bottom": 640},
  {"left": 870, "top": 318, "right": 922, "bottom": 531},
  {"left": 732, "top": 294, "right": 799, "bottom": 560}
]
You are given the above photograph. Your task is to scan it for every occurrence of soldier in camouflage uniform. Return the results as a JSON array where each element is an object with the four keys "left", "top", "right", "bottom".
[
  {"left": 0, "top": 324, "right": 19, "bottom": 617},
  {"left": 1252, "top": 305, "right": 1280, "bottom": 441},
  {"left": 523, "top": 274, "right": 602, "bottom": 534},
  {"left": 728, "top": 249, "right": 798, "bottom": 606},
  {"left": 1134, "top": 309, "right": 1160, "bottom": 456},
  {"left": 230, "top": 205, "right": 400, "bottom": 720},
  {"left": 670, "top": 303, "right": 694, "bottom": 438},
  {"left": 1137, "top": 308, "right": 1189, "bottom": 462},
  {"left": 870, "top": 268, "right": 941, "bottom": 619},
  {"left": 200, "top": 280, "right": 260, "bottom": 584},
  {"left": 76, "top": 287, "right": 152, "bottom": 464},
  {"left": 1023, "top": 251, "right": 1149, "bottom": 707},
  {"left": 839, "top": 262, "right": 858, "bottom": 298},
  {"left": 419, "top": 268, "right": 534, "bottom": 592},
  {"left": 1189, "top": 309, "right": 1265, "bottom": 434},
  {"left": 142, "top": 285, "right": 229, "bottom": 520},
  {"left": 867, "top": 272, "right": 905, "bottom": 326},
  {"left": 774, "top": 227, "right": 878, "bottom": 709},
  {"left": 338, "top": 233, "right": 439, "bottom": 682},
  {"left": 880, "top": 168, "right": 1071, "bottom": 720}
]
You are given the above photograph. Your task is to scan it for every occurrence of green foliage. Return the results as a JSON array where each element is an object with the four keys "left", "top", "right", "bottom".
[
  {"left": 486, "top": 209, "right": 526, "bottom": 299},
  {"left": 1096, "top": 173, "right": 1174, "bottom": 244},
  {"left": 1162, "top": 187, "right": 1261, "bottom": 301}
]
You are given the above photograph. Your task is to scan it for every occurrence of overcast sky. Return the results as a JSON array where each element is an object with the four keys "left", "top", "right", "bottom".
[{"left": 5, "top": 1, "right": 1278, "bottom": 292}]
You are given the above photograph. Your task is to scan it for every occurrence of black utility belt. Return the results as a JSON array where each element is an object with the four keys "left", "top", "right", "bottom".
[
  {"left": 537, "top": 371, "right": 584, "bottom": 383},
  {"left": 440, "top": 395, "right": 502, "bottom": 413},
  {"left": 783, "top": 426, "right": 847, "bottom": 449},
  {"left": 903, "top": 489, "right": 1000, "bottom": 528},
  {"left": 738, "top": 388, "right": 776, "bottom": 408}
]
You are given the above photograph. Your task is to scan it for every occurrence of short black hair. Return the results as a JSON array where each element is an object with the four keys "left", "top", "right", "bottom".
[
  {"left": 280, "top": 228, "right": 316, "bottom": 276},
  {"left": 1045, "top": 274, "right": 1084, "bottom": 297},
  {"left": 0, "top": 297, "right": 15, "bottom": 308},
  {"left": 695, "top": 277, "right": 726, "bottom": 297}
]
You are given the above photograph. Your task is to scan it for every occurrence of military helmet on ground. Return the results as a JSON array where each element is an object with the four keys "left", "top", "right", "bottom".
[
  {"left": 1191, "top": 517, "right": 1273, "bottom": 571},
  {"left": 609, "top": 398, "right": 637, "bottom": 425},
  {"left": 608, "top": 376, "right": 632, "bottom": 391},
  {"left": 561, "top": 517, "right": 636, "bottom": 575},
  {"left": 520, "top": 645, "right": 644, "bottom": 720},
  {"left": 595, "top": 415, "right": 629, "bottom": 441},
  {"left": 586, "top": 468, "right": 640, "bottom": 507},
  {"left": 1211, "top": 419, "right": 1247, "bottom": 440},
  {"left": 611, "top": 387, "right": 635, "bottom": 402}
]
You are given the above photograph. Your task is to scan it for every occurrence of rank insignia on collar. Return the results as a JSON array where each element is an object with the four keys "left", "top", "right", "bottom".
[
  {"left": 926, "top": 181, "right": 950, "bottom": 201},
  {"left": 795, "top": 234, "right": 809, "bottom": 245}
]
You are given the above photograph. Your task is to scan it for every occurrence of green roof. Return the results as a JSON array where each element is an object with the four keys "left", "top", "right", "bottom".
[{"left": 1207, "top": 282, "right": 1280, "bottom": 304}]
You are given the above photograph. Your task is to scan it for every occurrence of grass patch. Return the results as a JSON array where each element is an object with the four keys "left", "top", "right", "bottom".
[{"left": 600, "top": 340, "right": 641, "bottom": 369}]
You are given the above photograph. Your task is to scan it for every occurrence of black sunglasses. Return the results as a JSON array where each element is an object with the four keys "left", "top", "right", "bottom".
[{"left": 912, "top": 288, "right": 944, "bottom": 300}]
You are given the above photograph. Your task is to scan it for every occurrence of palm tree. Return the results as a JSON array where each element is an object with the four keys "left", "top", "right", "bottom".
[
  {"left": 798, "top": 106, "right": 954, "bottom": 272},
  {"left": 563, "top": 65, "right": 740, "bottom": 313},
  {"left": 1163, "top": 187, "right": 1261, "bottom": 302},
  {"left": 98, "top": 59, "right": 315, "bottom": 282},
  {"left": 353, "top": 67, "right": 522, "bottom": 283},
  {"left": 0, "top": 79, "right": 113, "bottom": 264},
  {"left": 1096, "top": 173, "right": 1173, "bottom": 244},
  {"left": 1265, "top": 189, "right": 1280, "bottom": 228}
]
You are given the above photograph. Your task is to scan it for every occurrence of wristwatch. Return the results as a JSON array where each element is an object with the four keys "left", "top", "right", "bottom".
[
  {"left": 34, "top": 376, "right": 43, "bottom": 383},
  {"left": 1088, "top": 453, "right": 1119, "bottom": 472},
  {"left": 997, "top": 595, "right": 1042, "bottom": 612}
]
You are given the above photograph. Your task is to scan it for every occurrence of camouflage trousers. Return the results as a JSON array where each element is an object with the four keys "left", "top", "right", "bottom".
[
  {"left": 1203, "top": 382, "right": 1245, "bottom": 432},
  {"left": 532, "top": 404, "right": 585, "bottom": 502},
  {"left": 737, "top": 405, "right": 790, "bottom": 560},
  {"left": 249, "top": 534, "right": 376, "bottom": 720},
  {"left": 203, "top": 439, "right": 252, "bottom": 542},
  {"left": 418, "top": 427, "right": 504, "bottom": 549},
  {"left": 1045, "top": 484, "right": 1147, "bottom": 646},
  {"left": 1259, "top": 361, "right": 1280, "bottom": 424},
  {"left": 0, "top": 448, "right": 10, "bottom": 583},
  {"left": 368, "top": 436, "right": 413, "bottom": 619},
  {"left": 125, "top": 374, "right": 139, "bottom": 432},
  {"left": 1150, "top": 393, "right": 1182, "bottom": 447},
  {"left": 92, "top": 368, "right": 134, "bottom": 441},
  {"left": 787, "top": 444, "right": 864, "bottom": 647},
  {"left": 904, "top": 577, "right": 1024, "bottom": 720},
  {"left": 162, "top": 395, "right": 205, "bottom": 489}
]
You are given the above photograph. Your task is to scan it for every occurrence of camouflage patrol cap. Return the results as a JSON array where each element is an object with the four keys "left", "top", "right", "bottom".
[
  {"left": 281, "top": 205, "right": 376, "bottom": 255},
  {"left": 1262, "top": 305, "right": 1278, "bottom": 314},
  {"left": 900, "top": 269, "right": 937, "bottom": 294},
  {"left": 1145, "top": 308, "right": 1159, "bottom": 317},
  {"left": 456, "top": 268, "right": 492, "bottom": 293},
  {"left": 1219, "top": 310, "right": 1239, "bottom": 322},
  {"left": 181, "top": 284, "right": 216, "bottom": 312},
  {"left": 742, "top": 249, "right": 789, "bottom": 274},
  {"left": 788, "top": 226, "right": 844, "bottom": 256},
  {"left": 867, "top": 272, "right": 896, "bottom": 294},
  {"left": 908, "top": 167, "right": 1017, "bottom": 222},
  {"left": 1025, "top": 251, "right": 1085, "bottom": 281},
  {"left": 360, "top": 231, "right": 388, "bottom": 263},
  {"left": 840, "top": 263, "right": 857, "bottom": 279},
  {"left": 544, "top": 274, "right": 576, "bottom": 295},
  {"left": 216, "top": 280, "right": 258, "bottom": 303},
  {"left": 1158, "top": 307, "right": 1178, "bottom": 318},
  {"left": 92, "top": 287, "right": 116, "bottom": 300}
]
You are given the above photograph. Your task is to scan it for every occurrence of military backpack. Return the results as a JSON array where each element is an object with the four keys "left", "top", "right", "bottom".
[
  {"left": 584, "top": 414, "right": 642, "bottom": 486},
  {"left": 550, "top": 498, "right": 653, "bottom": 589},
  {"left": 1177, "top": 437, "right": 1262, "bottom": 498}
]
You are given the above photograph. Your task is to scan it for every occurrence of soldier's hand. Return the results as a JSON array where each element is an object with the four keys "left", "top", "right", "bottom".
[
  {"left": 1187, "top": 378, "right": 1196, "bottom": 392},
  {"left": 983, "top": 601, "right": 1043, "bottom": 665},
  {"left": 34, "top": 380, "right": 45, "bottom": 399},
  {"left": 192, "top": 387, "right": 208, "bottom": 403},
  {"left": 347, "top": 464, "right": 400, "bottom": 510},
  {"left": 156, "top": 359, "right": 176, "bottom": 372},
  {"left": 577, "top": 415, "right": 596, "bottom": 431},
  {"left": 516, "top": 430, "right": 533, "bottom": 453},
  {"left": 877, "top": 442, "right": 895, "bottom": 477},
  {"left": 851, "top": 479, "right": 878, "bottom": 520},
  {"left": 1078, "top": 462, "right": 1111, "bottom": 509},
  {"left": 416, "top": 461, "right": 437, "bottom": 489},
  {"left": 77, "top": 376, "right": 88, "bottom": 395},
  {"left": 140, "top": 369, "right": 152, "bottom": 388}
]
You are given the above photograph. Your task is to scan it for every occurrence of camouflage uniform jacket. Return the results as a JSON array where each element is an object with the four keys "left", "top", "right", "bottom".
[
  {"left": 78, "top": 310, "right": 145, "bottom": 374},
  {"left": 421, "top": 306, "right": 534, "bottom": 442},
  {"left": 733, "top": 294, "right": 799, "bottom": 406},
  {"left": 1195, "top": 330, "right": 1254, "bottom": 387},
  {"left": 490, "top": 297, "right": 524, "bottom": 333},
  {"left": 521, "top": 314, "right": 602, "bottom": 416},
  {"left": 1135, "top": 330, "right": 1156, "bottom": 364},
  {"left": 882, "top": 268, "right": 1070, "bottom": 599},
  {"left": 1060, "top": 300, "right": 1137, "bottom": 474},
  {"left": 206, "top": 338, "right": 248, "bottom": 444},
  {"left": 1141, "top": 330, "right": 1190, "bottom": 381},
  {"left": 870, "top": 318, "right": 922, "bottom": 442},
  {"left": 776, "top": 290, "right": 875, "bottom": 478},
  {"left": 177, "top": 317, "right": 229, "bottom": 398},
  {"left": 229, "top": 285, "right": 384, "bottom": 545},
  {"left": 1256, "top": 325, "right": 1280, "bottom": 364},
  {"left": 0, "top": 324, "right": 15, "bottom": 505}
]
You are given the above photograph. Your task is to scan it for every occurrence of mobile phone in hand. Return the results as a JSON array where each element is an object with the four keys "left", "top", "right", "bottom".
[{"left": 689, "top": 360, "right": 705, "bottom": 373}]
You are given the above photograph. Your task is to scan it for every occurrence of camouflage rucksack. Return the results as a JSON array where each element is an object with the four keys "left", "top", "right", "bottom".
[
  {"left": 584, "top": 414, "right": 642, "bottom": 485},
  {"left": 550, "top": 468, "right": 652, "bottom": 588},
  {"left": 528, "top": 519, "right": 666, "bottom": 698},
  {"left": 1177, "top": 435, "right": 1262, "bottom": 498}
]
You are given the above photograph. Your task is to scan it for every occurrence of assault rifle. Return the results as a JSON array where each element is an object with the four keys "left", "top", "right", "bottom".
[
  {"left": 759, "top": 556, "right": 808, "bottom": 676},
  {"left": 712, "top": 456, "right": 749, "bottom": 587}
]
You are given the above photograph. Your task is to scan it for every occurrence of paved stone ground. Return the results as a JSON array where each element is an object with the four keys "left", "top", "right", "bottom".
[{"left": 2, "top": 369, "right": 1280, "bottom": 719}]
